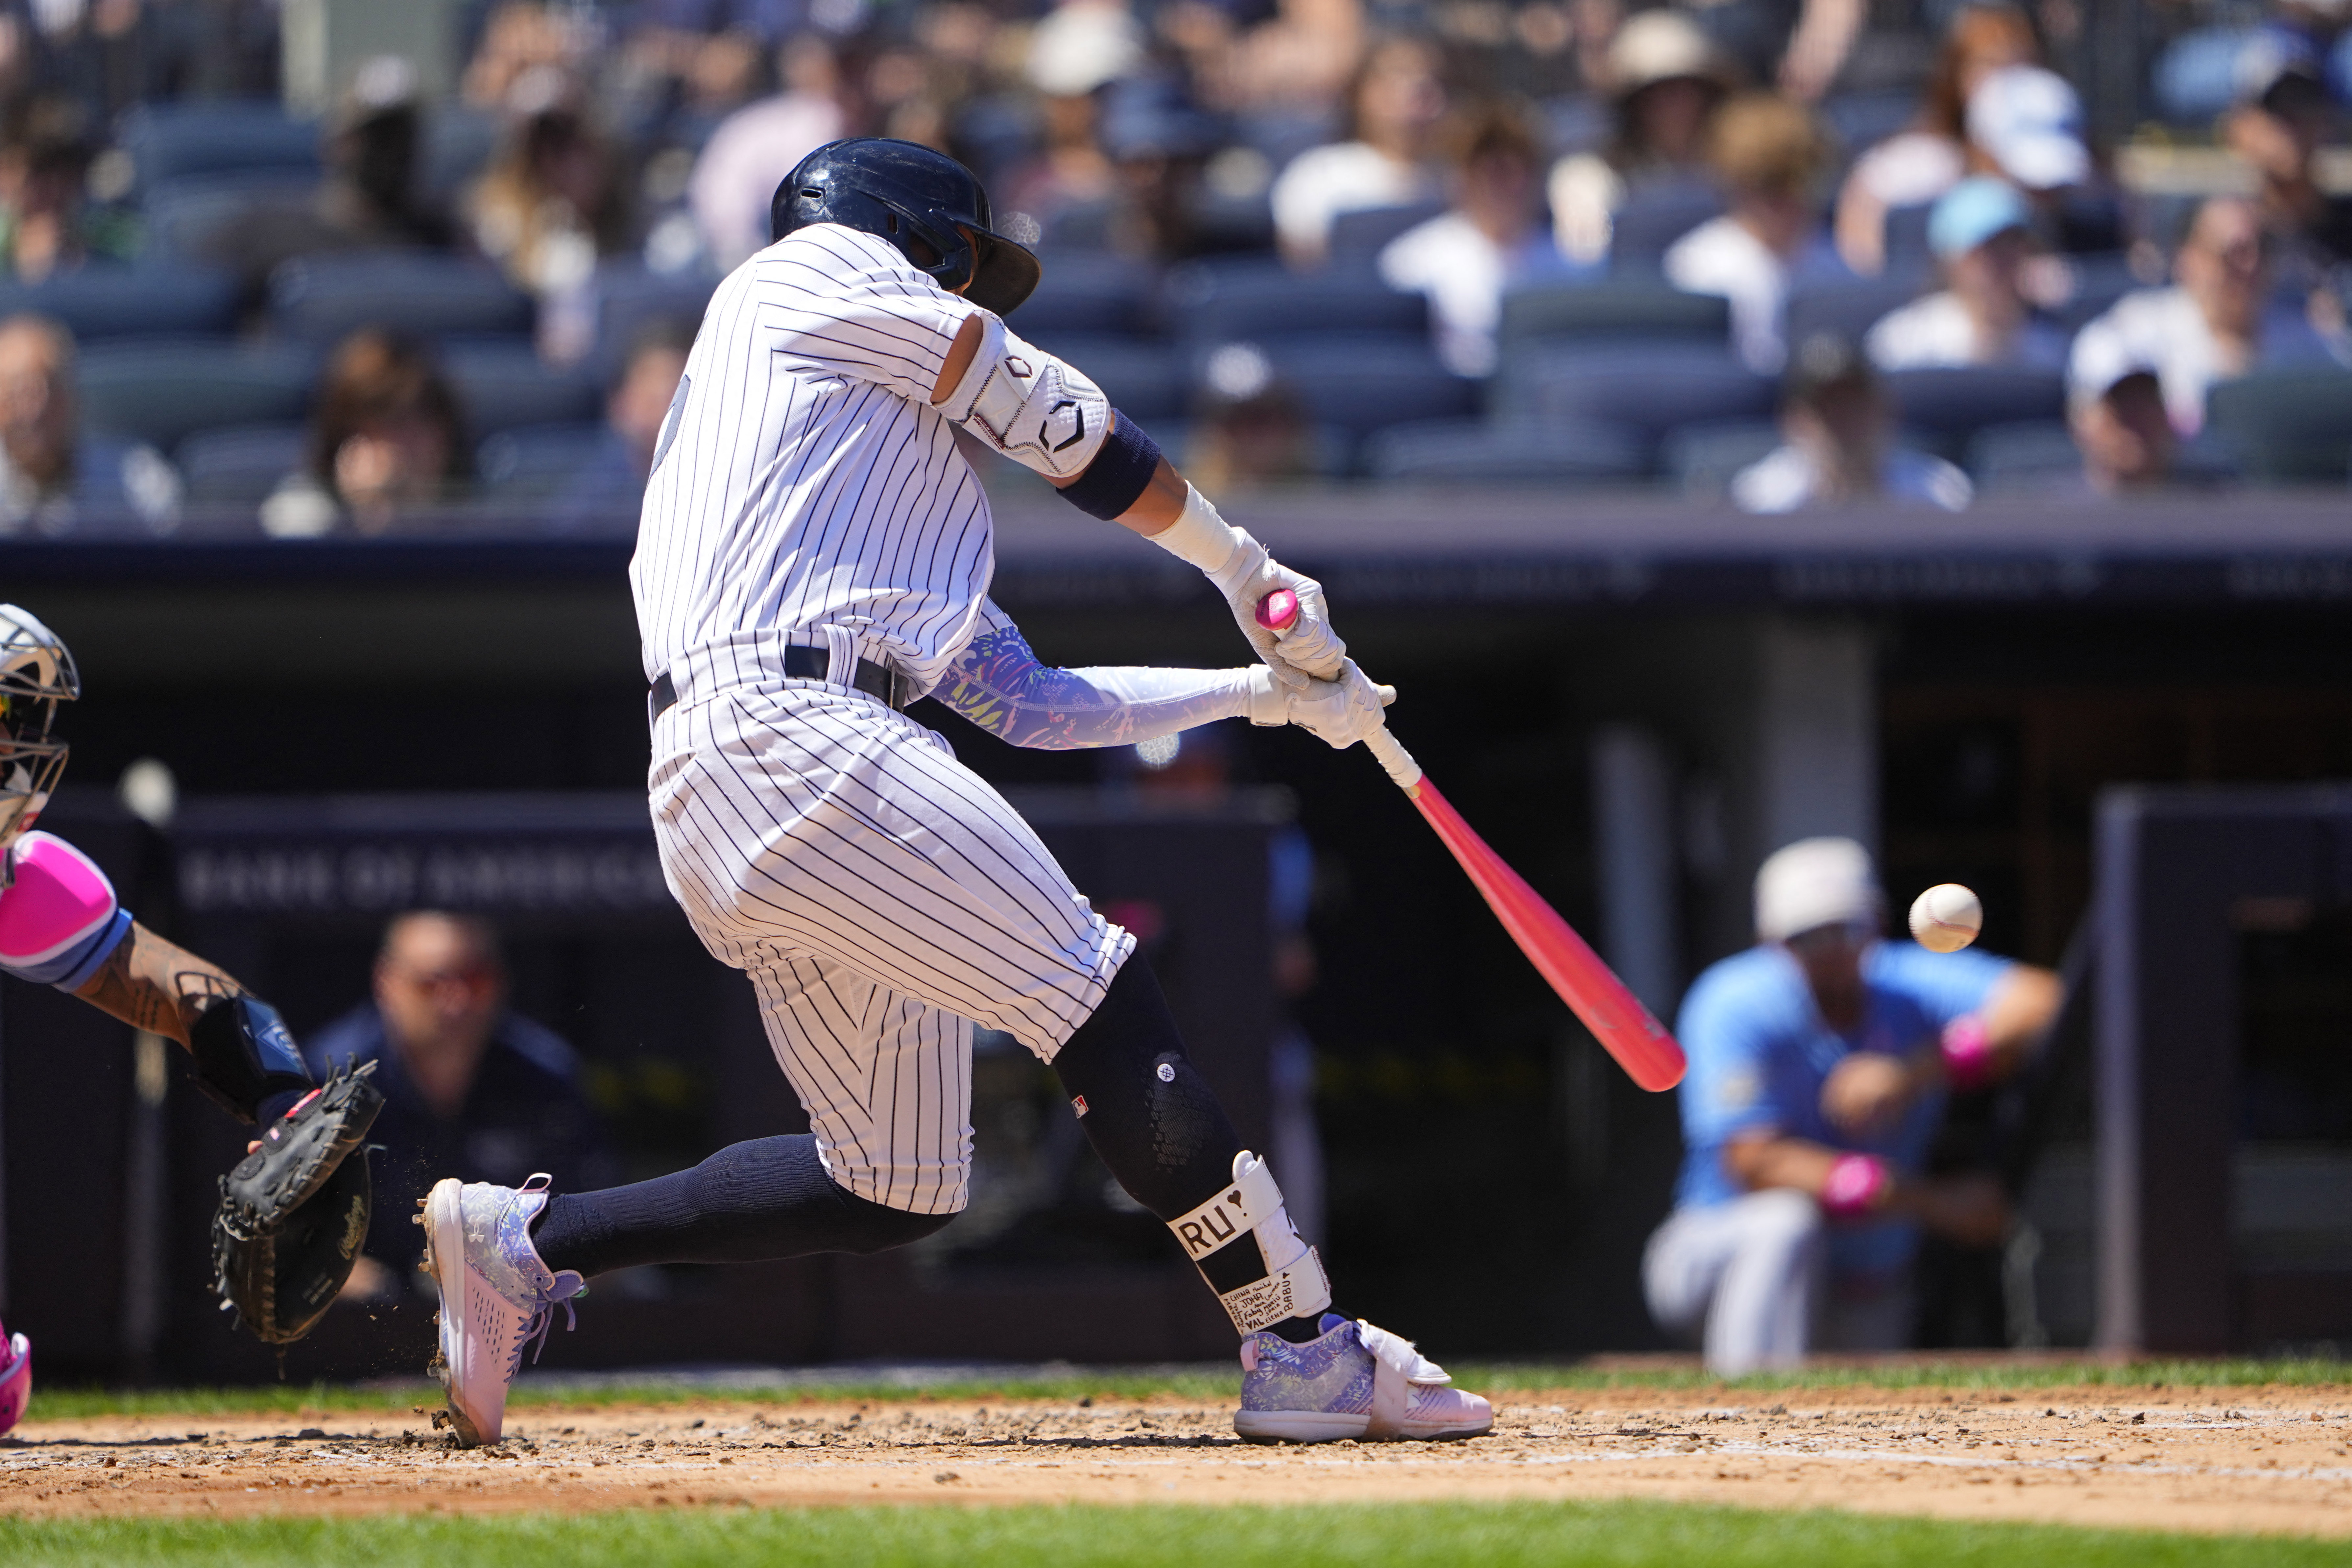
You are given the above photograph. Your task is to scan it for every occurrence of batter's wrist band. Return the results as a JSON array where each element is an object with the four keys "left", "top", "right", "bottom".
[
  {"left": 1057, "top": 410, "right": 1163, "bottom": 520},
  {"left": 1820, "top": 1153, "right": 1890, "bottom": 1220},
  {"left": 1939, "top": 1015, "right": 1993, "bottom": 1090}
]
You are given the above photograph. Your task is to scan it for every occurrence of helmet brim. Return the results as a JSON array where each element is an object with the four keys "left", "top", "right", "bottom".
[{"left": 968, "top": 230, "right": 1041, "bottom": 317}]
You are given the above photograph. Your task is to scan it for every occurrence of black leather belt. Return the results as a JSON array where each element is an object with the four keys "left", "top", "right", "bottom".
[{"left": 649, "top": 645, "right": 904, "bottom": 726}]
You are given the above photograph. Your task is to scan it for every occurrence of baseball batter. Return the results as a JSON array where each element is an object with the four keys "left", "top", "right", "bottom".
[
  {"left": 419, "top": 138, "right": 1491, "bottom": 1449},
  {"left": 0, "top": 604, "right": 358, "bottom": 1434}
]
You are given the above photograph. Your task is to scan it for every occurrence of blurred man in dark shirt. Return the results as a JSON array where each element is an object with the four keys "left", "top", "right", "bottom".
[{"left": 307, "top": 911, "right": 616, "bottom": 1299}]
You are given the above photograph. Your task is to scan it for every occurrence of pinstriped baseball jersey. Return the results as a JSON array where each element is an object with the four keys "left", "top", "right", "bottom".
[
  {"left": 627, "top": 222, "right": 1148, "bottom": 1215},
  {"left": 629, "top": 223, "right": 992, "bottom": 698}
]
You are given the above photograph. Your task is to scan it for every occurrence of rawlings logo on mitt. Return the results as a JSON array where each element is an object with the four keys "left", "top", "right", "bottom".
[{"left": 210, "top": 1062, "right": 384, "bottom": 1345}]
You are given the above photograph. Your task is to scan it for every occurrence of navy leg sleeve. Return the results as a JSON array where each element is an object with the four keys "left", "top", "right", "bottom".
[{"left": 531, "top": 1134, "right": 947, "bottom": 1279}]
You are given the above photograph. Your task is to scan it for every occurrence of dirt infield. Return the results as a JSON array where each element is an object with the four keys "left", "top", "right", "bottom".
[{"left": 6, "top": 1383, "right": 2350, "bottom": 1538}]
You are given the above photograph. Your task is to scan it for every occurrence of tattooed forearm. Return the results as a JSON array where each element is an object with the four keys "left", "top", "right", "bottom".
[{"left": 72, "top": 921, "right": 249, "bottom": 1045}]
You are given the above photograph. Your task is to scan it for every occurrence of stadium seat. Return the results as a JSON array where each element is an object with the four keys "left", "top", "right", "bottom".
[
  {"left": 0, "top": 265, "right": 239, "bottom": 340},
  {"left": 2046, "top": 252, "right": 2141, "bottom": 334},
  {"left": 2207, "top": 368, "right": 2352, "bottom": 484},
  {"left": 1884, "top": 203, "right": 1935, "bottom": 278},
  {"left": 1499, "top": 344, "right": 1776, "bottom": 463},
  {"left": 1883, "top": 366, "right": 2066, "bottom": 460},
  {"left": 476, "top": 422, "right": 614, "bottom": 496},
  {"left": 585, "top": 263, "right": 720, "bottom": 378},
  {"left": 1821, "top": 92, "right": 1918, "bottom": 161},
  {"left": 1011, "top": 252, "right": 1160, "bottom": 338},
  {"left": 1784, "top": 279, "right": 1923, "bottom": 350},
  {"left": 1607, "top": 181, "right": 1722, "bottom": 274},
  {"left": 175, "top": 422, "right": 309, "bottom": 506},
  {"left": 78, "top": 340, "right": 312, "bottom": 449},
  {"left": 141, "top": 171, "right": 324, "bottom": 264},
  {"left": 117, "top": 101, "right": 321, "bottom": 196},
  {"left": 1249, "top": 337, "right": 1478, "bottom": 452},
  {"left": 1164, "top": 258, "right": 1427, "bottom": 346},
  {"left": 1662, "top": 420, "right": 1784, "bottom": 498},
  {"left": 1327, "top": 200, "right": 1448, "bottom": 265},
  {"left": 1364, "top": 416, "right": 1647, "bottom": 484},
  {"left": 1966, "top": 421, "right": 2082, "bottom": 494},
  {"left": 440, "top": 342, "right": 603, "bottom": 437},
  {"left": 1498, "top": 283, "right": 1729, "bottom": 359},
  {"left": 269, "top": 253, "right": 535, "bottom": 345},
  {"left": 1021, "top": 334, "right": 1186, "bottom": 422}
]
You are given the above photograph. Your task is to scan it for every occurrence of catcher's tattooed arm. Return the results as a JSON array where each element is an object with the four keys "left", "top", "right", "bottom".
[{"left": 72, "top": 919, "right": 248, "bottom": 1045}]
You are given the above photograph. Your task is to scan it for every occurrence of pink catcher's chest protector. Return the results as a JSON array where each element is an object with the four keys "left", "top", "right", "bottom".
[{"left": 0, "top": 1318, "right": 28, "bottom": 1436}]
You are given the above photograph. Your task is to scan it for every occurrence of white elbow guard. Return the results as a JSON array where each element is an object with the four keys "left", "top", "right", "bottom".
[
  {"left": 936, "top": 313, "right": 1109, "bottom": 479},
  {"left": 1166, "top": 1150, "right": 1332, "bottom": 1334}
]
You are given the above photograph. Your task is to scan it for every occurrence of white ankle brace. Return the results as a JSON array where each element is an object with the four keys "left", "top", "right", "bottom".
[{"left": 1165, "top": 1149, "right": 1332, "bottom": 1334}]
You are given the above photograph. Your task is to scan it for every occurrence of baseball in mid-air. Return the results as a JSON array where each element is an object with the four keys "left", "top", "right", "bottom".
[{"left": 1908, "top": 883, "right": 1983, "bottom": 953}]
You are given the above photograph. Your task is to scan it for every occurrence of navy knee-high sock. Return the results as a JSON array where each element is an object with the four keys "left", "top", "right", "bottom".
[
  {"left": 1051, "top": 953, "right": 1333, "bottom": 1343},
  {"left": 530, "top": 1134, "right": 947, "bottom": 1279}
]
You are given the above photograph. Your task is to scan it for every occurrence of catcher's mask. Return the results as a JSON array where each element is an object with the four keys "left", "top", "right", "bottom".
[
  {"left": 770, "top": 137, "right": 1042, "bottom": 316},
  {"left": 0, "top": 604, "right": 76, "bottom": 865}
]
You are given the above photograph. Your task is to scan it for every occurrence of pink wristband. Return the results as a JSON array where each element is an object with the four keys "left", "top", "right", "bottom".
[
  {"left": 1821, "top": 1153, "right": 1889, "bottom": 1220},
  {"left": 1940, "top": 1015, "right": 1993, "bottom": 1090}
]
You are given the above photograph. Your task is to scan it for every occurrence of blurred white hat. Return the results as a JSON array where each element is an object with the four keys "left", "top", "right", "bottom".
[
  {"left": 1967, "top": 65, "right": 2089, "bottom": 192},
  {"left": 1609, "top": 10, "right": 1736, "bottom": 96},
  {"left": 2066, "top": 312, "right": 2160, "bottom": 410},
  {"left": 1028, "top": 0, "right": 1145, "bottom": 98},
  {"left": 1754, "top": 836, "right": 1881, "bottom": 943}
]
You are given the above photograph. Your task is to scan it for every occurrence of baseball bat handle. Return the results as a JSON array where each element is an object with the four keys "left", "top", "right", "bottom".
[{"left": 1363, "top": 724, "right": 1423, "bottom": 790}]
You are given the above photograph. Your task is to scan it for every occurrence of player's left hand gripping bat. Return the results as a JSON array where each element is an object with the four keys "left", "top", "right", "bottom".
[{"left": 1258, "top": 590, "right": 1686, "bottom": 1092}]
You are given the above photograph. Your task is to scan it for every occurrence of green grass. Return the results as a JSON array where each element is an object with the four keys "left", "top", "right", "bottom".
[
  {"left": 3, "top": 1501, "right": 2346, "bottom": 1567},
  {"left": 22, "top": 1357, "right": 2352, "bottom": 1423}
]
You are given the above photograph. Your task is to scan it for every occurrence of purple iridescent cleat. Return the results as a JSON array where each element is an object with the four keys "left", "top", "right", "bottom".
[{"left": 1235, "top": 1314, "right": 1493, "bottom": 1443}]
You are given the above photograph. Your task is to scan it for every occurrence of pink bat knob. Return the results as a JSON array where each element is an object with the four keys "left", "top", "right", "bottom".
[{"left": 1255, "top": 588, "right": 1299, "bottom": 631}]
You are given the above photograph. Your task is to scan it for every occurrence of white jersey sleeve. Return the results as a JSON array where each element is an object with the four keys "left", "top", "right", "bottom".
[
  {"left": 756, "top": 225, "right": 982, "bottom": 404},
  {"left": 929, "top": 599, "right": 1254, "bottom": 749}
]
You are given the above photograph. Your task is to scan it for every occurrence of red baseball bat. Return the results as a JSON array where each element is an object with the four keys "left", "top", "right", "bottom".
[{"left": 1257, "top": 589, "right": 1685, "bottom": 1092}]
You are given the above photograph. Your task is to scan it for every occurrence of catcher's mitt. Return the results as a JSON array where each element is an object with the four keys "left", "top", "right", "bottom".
[{"left": 210, "top": 1062, "right": 384, "bottom": 1345}]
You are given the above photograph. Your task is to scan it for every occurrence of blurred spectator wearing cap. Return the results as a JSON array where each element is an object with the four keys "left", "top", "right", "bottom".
[
  {"left": 1964, "top": 63, "right": 2087, "bottom": 199},
  {"left": 1185, "top": 341, "right": 1322, "bottom": 489},
  {"left": 308, "top": 911, "right": 617, "bottom": 1304},
  {"left": 0, "top": 313, "right": 177, "bottom": 536},
  {"left": 1381, "top": 103, "right": 1569, "bottom": 377},
  {"left": 1833, "top": 3, "right": 2039, "bottom": 277},
  {"left": 688, "top": 36, "right": 847, "bottom": 272},
  {"left": 262, "top": 330, "right": 469, "bottom": 538},
  {"left": 552, "top": 321, "right": 693, "bottom": 529},
  {"left": 2067, "top": 195, "right": 2348, "bottom": 437},
  {"left": 2065, "top": 359, "right": 2178, "bottom": 499},
  {"left": 1864, "top": 177, "right": 2064, "bottom": 372},
  {"left": 2223, "top": 61, "right": 2352, "bottom": 287},
  {"left": 1665, "top": 91, "right": 1841, "bottom": 374},
  {"left": 1548, "top": 10, "right": 1736, "bottom": 267},
  {"left": 1733, "top": 332, "right": 1972, "bottom": 513},
  {"left": 1269, "top": 35, "right": 1447, "bottom": 268},
  {"left": 1643, "top": 837, "right": 2058, "bottom": 1374}
]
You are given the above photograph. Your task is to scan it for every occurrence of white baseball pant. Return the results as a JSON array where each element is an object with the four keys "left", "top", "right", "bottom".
[
  {"left": 649, "top": 651, "right": 1134, "bottom": 1218},
  {"left": 1644, "top": 1191, "right": 1915, "bottom": 1374}
]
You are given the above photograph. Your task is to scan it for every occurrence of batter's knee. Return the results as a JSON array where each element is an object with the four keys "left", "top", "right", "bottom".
[{"left": 832, "top": 1190, "right": 955, "bottom": 1254}]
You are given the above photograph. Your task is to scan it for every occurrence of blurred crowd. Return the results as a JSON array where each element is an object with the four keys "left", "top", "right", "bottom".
[{"left": 0, "top": 0, "right": 2342, "bottom": 535}]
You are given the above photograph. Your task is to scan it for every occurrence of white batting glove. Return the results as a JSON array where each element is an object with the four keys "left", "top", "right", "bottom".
[
  {"left": 1282, "top": 660, "right": 1395, "bottom": 750},
  {"left": 1146, "top": 484, "right": 1345, "bottom": 690}
]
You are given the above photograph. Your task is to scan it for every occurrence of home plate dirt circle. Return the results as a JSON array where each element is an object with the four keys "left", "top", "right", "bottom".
[{"left": 5, "top": 1385, "right": 2350, "bottom": 1539}]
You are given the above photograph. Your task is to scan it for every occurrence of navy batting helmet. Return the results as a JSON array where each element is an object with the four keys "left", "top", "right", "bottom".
[{"left": 771, "top": 138, "right": 1041, "bottom": 316}]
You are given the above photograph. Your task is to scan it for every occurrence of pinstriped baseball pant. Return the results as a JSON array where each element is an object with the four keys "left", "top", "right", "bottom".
[{"left": 650, "top": 679, "right": 1135, "bottom": 1217}]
